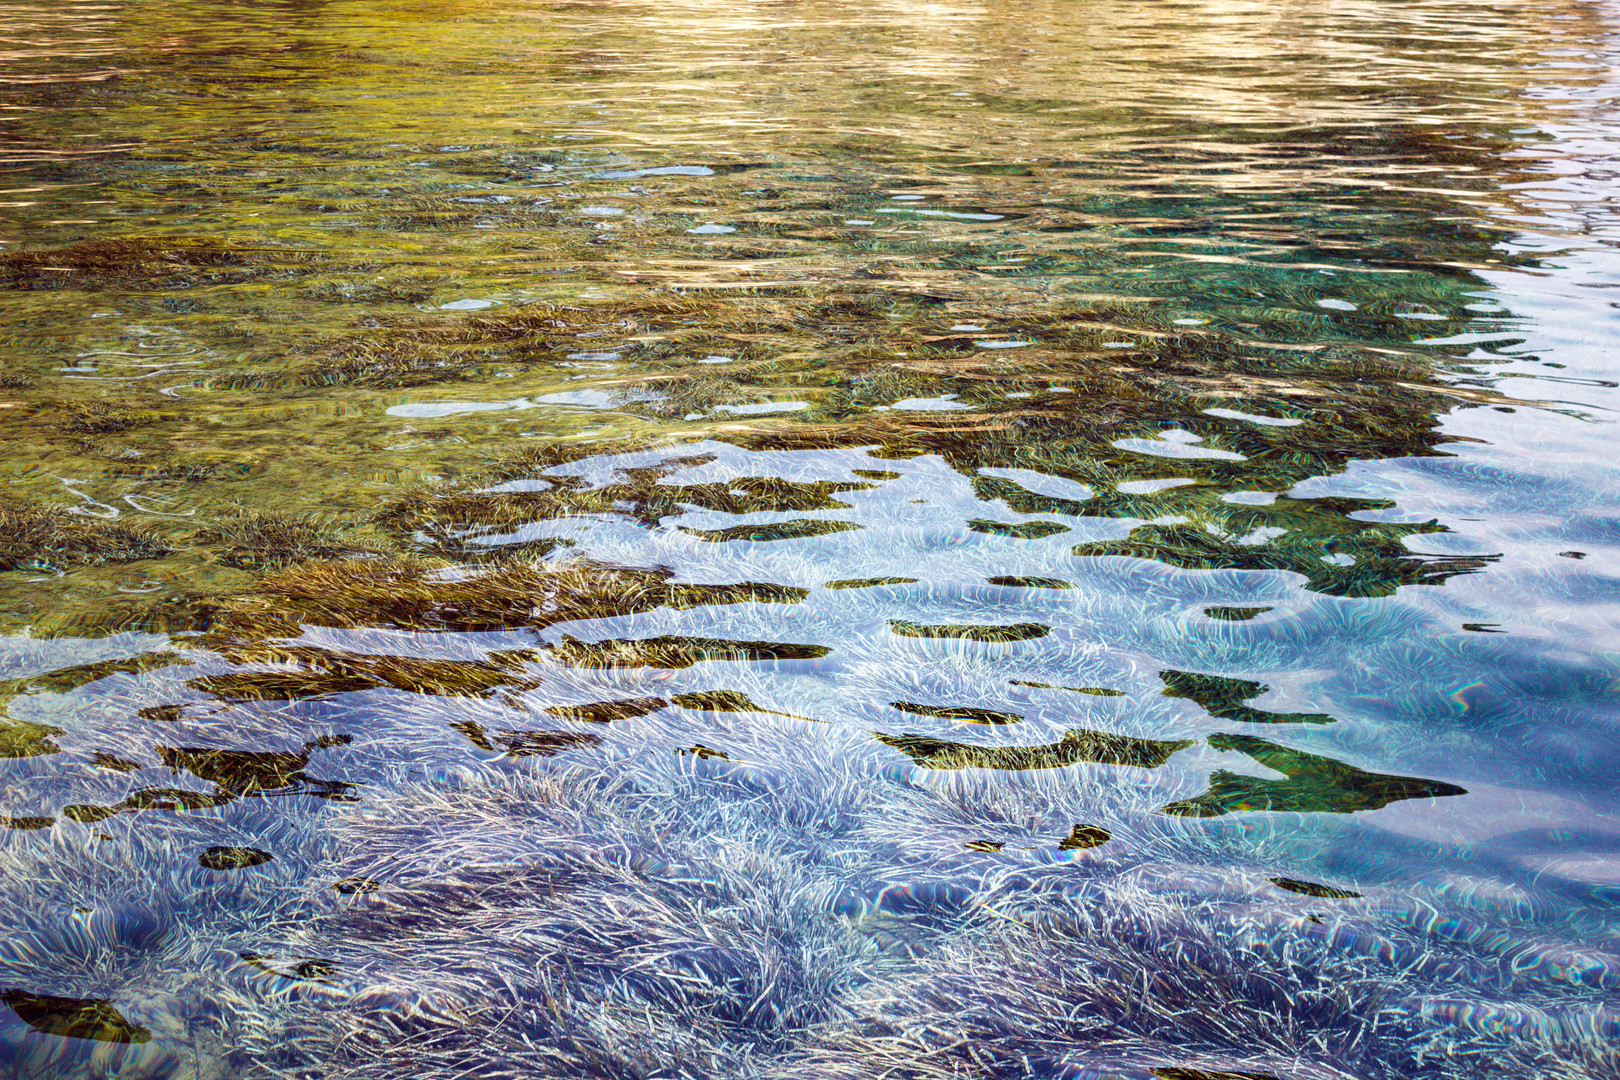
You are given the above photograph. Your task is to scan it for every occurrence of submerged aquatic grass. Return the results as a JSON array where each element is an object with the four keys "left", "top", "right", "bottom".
[
  {"left": 0, "top": 498, "right": 171, "bottom": 572},
  {"left": 1, "top": 0, "right": 1618, "bottom": 1076}
]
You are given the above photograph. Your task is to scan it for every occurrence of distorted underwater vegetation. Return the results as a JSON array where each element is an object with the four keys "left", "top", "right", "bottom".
[{"left": 2, "top": 0, "right": 1619, "bottom": 1078}]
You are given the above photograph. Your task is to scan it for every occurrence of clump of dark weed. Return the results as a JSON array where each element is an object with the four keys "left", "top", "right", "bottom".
[
  {"left": 626, "top": 373, "right": 763, "bottom": 418},
  {"left": 103, "top": 462, "right": 219, "bottom": 482},
  {"left": 0, "top": 497, "right": 171, "bottom": 571},
  {"left": 297, "top": 277, "right": 435, "bottom": 305},
  {"left": 0, "top": 718, "right": 64, "bottom": 758},
  {"left": 200, "top": 556, "right": 807, "bottom": 645},
  {"left": 376, "top": 442, "right": 874, "bottom": 545},
  {"left": 54, "top": 402, "right": 139, "bottom": 435},
  {"left": 209, "top": 343, "right": 481, "bottom": 392},
  {"left": 306, "top": 346, "right": 481, "bottom": 389},
  {"left": 197, "top": 510, "right": 382, "bottom": 571},
  {"left": 0, "top": 236, "right": 318, "bottom": 290}
]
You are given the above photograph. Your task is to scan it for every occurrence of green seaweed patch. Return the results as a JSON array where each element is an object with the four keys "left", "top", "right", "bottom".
[
  {"left": 189, "top": 650, "right": 539, "bottom": 702},
  {"left": 200, "top": 846, "right": 273, "bottom": 871},
  {"left": 1269, "top": 876, "right": 1361, "bottom": 899},
  {"left": 0, "top": 497, "right": 171, "bottom": 571},
  {"left": 1058, "top": 824, "right": 1112, "bottom": 850},
  {"left": 60, "top": 804, "right": 122, "bottom": 824},
  {"left": 90, "top": 752, "right": 143, "bottom": 773},
  {"left": 1160, "top": 669, "right": 1333, "bottom": 725},
  {"left": 627, "top": 373, "right": 766, "bottom": 419},
  {"left": 0, "top": 652, "right": 184, "bottom": 697},
  {"left": 60, "top": 739, "right": 360, "bottom": 821},
  {"left": 0, "top": 236, "right": 314, "bottom": 290},
  {"left": 1009, "top": 680, "right": 1124, "bottom": 697},
  {"left": 543, "top": 634, "right": 830, "bottom": 669},
  {"left": 453, "top": 720, "right": 604, "bottom": 757},
  {"left": 298, "top": 274, "right": 435, "bottom": 305},
  {"left": 63, "top": 789, "right": 239, "bottom": 822},
  {"left": 199, "top": 510, "right": 383, "bottom": 570},
  {"left": 306, "top": 343, "right": 483, "bottom": 389},
  {"left": 1203, "top": 606, "right": 1273, "bottom": 621},
  {"left": 504, "top": 730, "right": 601, "bottom": 756},
  {"left": 987, "top": 576, "right": 1073, "bottom": 589},
  {"left": 890, "top": 700, "right": 1023, "bottom": 725},
  {"left": 967, "top": 519, "right": 1070, "bottom": 540},
  {"left": 890, "top": 620, "right": 1050, "bottom": 642},
  {"left": 0, "top": 720, "right": 63, "bottom": 758},
  {"left": 419, "top": 534, "right": 579, "bottom": 565},
  {"left": 53, "top": 402, "right": 139, "bottom": 436},
  {"left": 63, "top": 750, "right": 358, "bottom": 820},
  {"left": 334, "top": 651, "right": 539, "bottom": 697},
  {"left": 963, "top": 840, "right": 1004, "bottom": 852},
  {"left": 878, "top": 728, "right": 1194, "bottom": 771},
  {"left": 1, "top": 815, "right": 52, "bottom": 830},
  {"left": 379, "top": 449, "right": 878, "bottom": 544},
  {"left": 190, "top": 670, "right": 386, "bottom": 702},
  {"left": 680, "top": 519, "right": 862, "bottom": 543},
  {"left": 333, "top": 877, "right": 380, "bottom": 895},
  {"left": 1074, "top": 517, "right": 1496, "bottom": 598},
  {"left": 673, "top": 689, "right": 762, "bottom": 712},
  {"left": 0, "top": 990, "right": 151, "bottom": 1044},
  {"left": 1160, "top": 732, "right": 1467, "bottom": 817},
  {"left": 663, "top": 581, "right": 809, "bottom": 609},
  {"left": 673, "top": 689, "right": 820, "bottom": 722},
  {"left": 671, "top": 301, "right": 1471, "bottom": 506},
  {"left": 103, "top": 462, "right": 221, "bottom": 483},
  {"left": 17, "top": 593, "right": 230, "bottom": 640},
  {"left": 103, "top": 462, "right": 223, "bottom": 483},
  {"left": 321, "top": 297, "right": 800, "bottom": 388},
  {"left": 213, "top": 361, "right": 458, "bottom": 393},
  {"left": 544, "top": 696, "right": 668, "bottom": 723},
  {"left": 824, "top": 577, "right": 918, "bottom": 589},
  {"left": 202, "top": 558, "right": 807, "bottom": 641},
  {"left": 159, "top": 741, "right": 353, "bottom": 797}
]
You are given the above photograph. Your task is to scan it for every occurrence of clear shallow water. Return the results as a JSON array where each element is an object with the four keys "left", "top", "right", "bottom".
[{"left": 0, "top": 1, "right": 1618, "bottom": 1078}]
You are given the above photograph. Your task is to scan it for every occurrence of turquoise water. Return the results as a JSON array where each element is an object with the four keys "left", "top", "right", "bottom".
[{"left": 0, "top": 1, "right": 1618, "bottom": 1077}]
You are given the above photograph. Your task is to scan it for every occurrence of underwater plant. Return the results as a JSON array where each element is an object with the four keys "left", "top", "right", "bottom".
[
  {"left": 0, "top": 236, "right": 318, "bottom": 291},
  {"left": 52, "top": 403, "right": 138, "bottom": 436},
  {"left": 0, "top": 497, "right": 171, "bottom": 572},
  {"left": 196, "top": 510, "right": 382, "bottom": 571}
]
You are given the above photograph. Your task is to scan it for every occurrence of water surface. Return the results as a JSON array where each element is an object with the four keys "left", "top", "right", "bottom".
[{"left": 1, "top": 2, "right": 1618, "bottom": 1078}]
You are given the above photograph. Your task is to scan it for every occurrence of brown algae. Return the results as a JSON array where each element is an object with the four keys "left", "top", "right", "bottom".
[
  {"left": 878, "top": 729, "right": 1195, "bottom": 771},
  {"left": 0, "top": 497, "right": 171, "bottom": 572}
]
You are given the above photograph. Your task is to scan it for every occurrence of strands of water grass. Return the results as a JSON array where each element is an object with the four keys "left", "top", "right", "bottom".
[{"left": 0, "top": 497, "right": 171, "bottom": 572}]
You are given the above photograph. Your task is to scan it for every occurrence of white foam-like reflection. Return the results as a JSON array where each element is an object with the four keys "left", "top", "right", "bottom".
[{"left": 1114, "top": 429, "right": 1248, "bottom": 461}]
